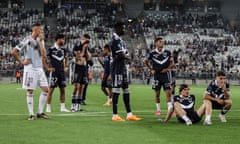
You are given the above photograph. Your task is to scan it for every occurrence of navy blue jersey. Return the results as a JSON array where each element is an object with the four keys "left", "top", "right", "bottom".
[
  {"left": 47, "top": 44, "right": 68, "bottom": 72},
  {"left": 146, "top": 49, "right": 172, "bottom": 73},
  {"left": 103, "top": 55, "right": 111, "bottom": 77},
  {"left": 205, "top": 80, "right": 230, "bottom": 100},
  {"left": 110, "top": 33, "right": 128, "bottom": 74},
  {"left": 173, "top": 94, "right": 195, "bottom": 113}
]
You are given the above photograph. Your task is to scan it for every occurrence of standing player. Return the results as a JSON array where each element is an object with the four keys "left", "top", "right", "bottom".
[
  {"left": 110, "top": 22, "right": 142, "bottom": 121},
  {"left": 143, "top": 37, "right": 174, "bottom": 117},
  {"left": 97, "top": 44, "right": 112, "bottom": 106},
  {"left": 81, "top": 59, "right": 94, "bottom": 105},
  {"left": 70, "top": 34, "right": 91, "bottom": 112},
  {"left": 11, "top": 23, "right": 50, "bottom": 120},
  {"left": 171, "top": 49, "right": 180, "bottom": 97},
  {"left": 45, "top": 33, "right": 70, "bottom": 113},
  {"left": 203, "top": 70, "right": 232, "bottom": 125}
]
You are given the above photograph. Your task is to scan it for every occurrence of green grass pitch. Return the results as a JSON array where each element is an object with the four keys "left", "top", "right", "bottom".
[{"left": 0, "top": 83, "right": 239, "bottom": 144}]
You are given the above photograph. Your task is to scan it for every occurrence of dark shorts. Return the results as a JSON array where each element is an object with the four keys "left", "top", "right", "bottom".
[
  {"left": 177, "top": 111, "right": 202, "bottom": 124},
  {"left": 211, "top": 100, "right": 225, "bottom": 109},
  {"left": 72, "top": 64, "right": 88, "bottom": 84},
  {"left": 171, "top": 70, "right": 176, "bottom": 86},
  {"left": 111, "top": 72, "right": 128, "bottom": 89},
  {"left": 49, "top": 71, "right": 66, "bottom": 88},
  {"left": 101, "top": 75, "right": 112, "bottom": 88},
  {"left": 152, "top": 71, "right": 172, "bottom": 91}
]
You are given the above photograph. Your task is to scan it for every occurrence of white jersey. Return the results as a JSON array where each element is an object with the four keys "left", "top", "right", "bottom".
[
  {"left": 15, "top": 35, "right": 48, "bottom": 89},
  {"left": 16, "top": 35, "right": 44, "bottom": 69}
]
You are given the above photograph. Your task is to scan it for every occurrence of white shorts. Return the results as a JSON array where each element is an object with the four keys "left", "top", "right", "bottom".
[{"left": 22, "top": 67, "right": 48, "bottom": 90}]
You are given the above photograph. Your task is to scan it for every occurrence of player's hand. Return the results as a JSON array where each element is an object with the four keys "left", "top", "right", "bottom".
[
  {"left": 216, "top": 99, "right": 225, "bottom": 105},
  {"left": 221, "top": 83, "right": 227, "bottom": 91},
  {"left": 150, "top": 69, "right": 155, "bottom": 75},
  {"left": 39, "top": 32, "right": 44, "bottom": 41},
  {"left": 47, "top": 67, "right": 55, "bottom": 72},
  {"left": 161, "top": 68, "right": 169, "bottom": 73},
  {"left": 107, "top": 75, "right": 112, "bottom": 81},
  {"left": 22, "top": 59, "right": 32, "bottom": 65},
  {"left": 64, "top": 67, "right": 68, "bottom": 72}
]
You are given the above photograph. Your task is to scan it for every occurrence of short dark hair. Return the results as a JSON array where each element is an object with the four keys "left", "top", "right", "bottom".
[
  {"left": 32, "top": 22, "right": 42, "bottom": 28},
  {"left": 103, "top": 44, "right": 110, "bottom": 51},
  {"left": 114, "top": 22, "right": 124, "bottom": 29},
  {"left": 55, "top": 33, "right": 65, "bottom": 41},
  {"left": 154, "top": 37, "right": 163, "bottom": 43},
  {"left": 179, "top": 84, "right": 189, "bottom": 93},
  {"left": 83, "top": 34, "right": 90, "bottom": 39},
  {"left": 216, "top": 71, "right": 226, "bottom": 77}
]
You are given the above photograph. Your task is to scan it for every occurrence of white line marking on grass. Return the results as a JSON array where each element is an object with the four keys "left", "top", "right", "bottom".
[
  {"left": 16, "top": 87, "right": 24, "bottom": 90},
  {"left": 1, "top": 109, "right": 240, "bottom": 117}
]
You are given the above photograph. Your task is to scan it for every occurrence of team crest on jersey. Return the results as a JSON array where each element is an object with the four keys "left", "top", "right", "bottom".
[
  {"left": 162, "top": 52, "right": 168, "bottom": 57},
  {"left": 188, "top": 97, "right": 193, "bottom": 103},
  {"left": 153, "top": 54, "right": 159, "bottom": 58}
]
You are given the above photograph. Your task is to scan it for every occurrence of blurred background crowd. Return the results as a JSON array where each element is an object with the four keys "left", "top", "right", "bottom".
[{"left": 1, "top": 0, "right": 240, "bottom": 84}]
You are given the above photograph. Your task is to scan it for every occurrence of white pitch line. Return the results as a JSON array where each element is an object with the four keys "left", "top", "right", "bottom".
[{"left": 1, "top": 109, "right": 240, "bottom": 117}]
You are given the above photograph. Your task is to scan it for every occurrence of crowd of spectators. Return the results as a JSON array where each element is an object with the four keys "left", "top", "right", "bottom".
[
  {"left": 1, "top": 5, "right": 240, "bottom": 82},
  {"left": 0, "top": 8, "right": 44, "bottom": 76}
]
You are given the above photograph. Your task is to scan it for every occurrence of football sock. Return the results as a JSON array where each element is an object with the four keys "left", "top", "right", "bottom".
[
  {"left": 60, "top": 103, "right": 65, "bottom": 109},
  {"left": 182, "top": 115, "right": 190, "bottom": 122},
  {"left": 205, "top": 115, "right": 211, "bottom": 121},
  {"left": 46, "top": 104, "right": 51, "bottom": 109},
  {"left": 156, "top": 103, "right": 161, "bottom": 111},
  {"left": 112, "top": 93, "right": 119, "bottom": 114},
  {"left": 76, "top": 104, "right": 81, "bottom": 111},
  {"left": 71, "top": 95, "right": 77, "bottom": 109},
  {"left": 38, "top": 92, "right": 48, "bottom": 114},
  {"left": 167, "top": 102, "right": 173, "bottom": 111},
  {"left": 123, "top": 93, "right": 131, "bottom": 113},
  {"left": 221, "top": 109, "right": 228, "bottom": 115},
  {"left": 77, "top": 96, "right": 81, "bottom": 104},
  {"left": 27, "top": 93, "right": 34, "bottom": 115},
  {"left": 127, "top": 112, "right": 133, "bottom": 117}
]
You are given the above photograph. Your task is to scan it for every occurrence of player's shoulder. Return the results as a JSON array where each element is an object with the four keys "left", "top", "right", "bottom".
[
  {"left": 189, "top": 94, "right": 195, "bottom": 98},
  {"left": 163, "top": 49, "right": 171, "bottom": 54},
  {"left": 111, "top": 33, "right": 121, "bottom": 44},
  {"left": 149, "top": 49, "right": 156, "bottom": 54},
  {"left": 49, "top": 45, "right": 56, "bottom": 49},
  {"left": 173, "top": 95, "right": 180, "bottom": 100},
  {"left": 74, "top": 41, "right": 81, "bottom": 47}
]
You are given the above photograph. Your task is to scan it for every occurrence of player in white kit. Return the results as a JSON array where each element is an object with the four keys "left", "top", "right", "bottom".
[{"left": 12, "top": 23, "right": 51, "bottom": 120}]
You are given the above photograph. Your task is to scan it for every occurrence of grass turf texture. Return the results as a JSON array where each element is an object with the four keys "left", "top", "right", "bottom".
[{"left": 0, "top": 83, "right": 239, "bottom": 144}]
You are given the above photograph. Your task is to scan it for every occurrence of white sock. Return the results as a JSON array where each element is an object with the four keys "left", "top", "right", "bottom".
[
  {"left": 76, "top": 104, "right": 81, "bottom": 111},
  {"left": 47, "top": 104, "right": 51, "bottom": 108},
  {"left": 61, "top": 103, "right": 65, "bottom": 109},
  {"left": 167, "top": 102, "right": 173, "bottom": 111},
  {"left": 71, "top": 104, "right": 76, "bottom": 110},
  {"left": 107, "top": 96, "right": 111, "bottom": 101},
  {"left": 205, "top": 115, "right": 211, "bottom": 121},
  {"left": 38, "top": 92, "right": 48, "bottom": 114},
  {"left": 27, "top": 93, "right": 34, "bottom": 115},
  {"left": 182, "top": 115, "right": 190, "bottom": 122},
  {"left": 156, "top": 103, "right": 161, "bottom": 111},
  {"left": 127, "top": 112, "right": 133, "bottom": 117}
]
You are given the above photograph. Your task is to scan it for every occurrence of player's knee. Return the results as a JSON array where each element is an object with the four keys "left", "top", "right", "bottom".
[
  {"left": 27, "top": 90, "right": 33, "bottom": 95},
  {"left": 113, "top": 88, "right": 120, "bottom": 94},
  {"left": 225, "top": 99, "right": 232, "bottom": 106},
  {"left": 123, "top": 88, "right": 129, "bottom": 94}
]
